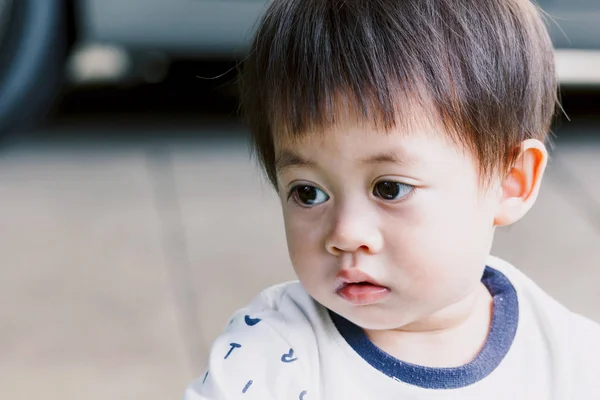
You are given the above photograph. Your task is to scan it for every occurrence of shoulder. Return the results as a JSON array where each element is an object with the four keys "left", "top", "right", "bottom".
[
  {"left": 487, "top": 255, "right": 599, "bottom": 328},
  {"left": 228, "top": 281, "right": 323, "bottom": 340},
  {"left": 487, "top": 255, "right": 598, "bottom": 323},
  {"left": 569, "top": 312, "right": 600, "bottom": 349},
  {"left": 486, "top": 255, "right": 571, "bottom": 319},
  {"left": 222, "top": 281, "right": 322, "bottom": 367},
  {"left": 567, "top": 313, "right": 600, "bottom": 388},
  {"left": 488, "top": 255, "right": 600, "bottom": 389},
  {"left": 184, "top": 281, "right": 321, "bottom": 400}
]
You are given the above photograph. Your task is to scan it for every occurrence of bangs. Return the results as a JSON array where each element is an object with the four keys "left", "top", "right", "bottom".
[{"left": 273, "top": 87, "right": 437, "bottom": 142}]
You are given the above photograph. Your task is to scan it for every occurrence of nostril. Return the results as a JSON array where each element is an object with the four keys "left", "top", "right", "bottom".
[
  {"left": 328, "top": 245, "right": 343, "bottom": 256},
  {"left": 328, "top": 244, "right": 369, "bottom": 256}
]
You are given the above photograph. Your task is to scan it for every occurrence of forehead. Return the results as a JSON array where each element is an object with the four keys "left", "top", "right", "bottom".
[{"left": 274, "top": 120, "right": 469, "bottom": 174}]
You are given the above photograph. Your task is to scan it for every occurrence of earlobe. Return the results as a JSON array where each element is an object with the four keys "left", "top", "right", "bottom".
[{"left": 494, "top": 139, "right": 548, "bottom": 227}]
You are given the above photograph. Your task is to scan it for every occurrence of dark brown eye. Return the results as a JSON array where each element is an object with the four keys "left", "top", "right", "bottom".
[
  {"left": 291, "top": 185, "right": 329, "bottom": 206},
  {"left": 373, "top": 181, "right": 413, "bottom": 200}
]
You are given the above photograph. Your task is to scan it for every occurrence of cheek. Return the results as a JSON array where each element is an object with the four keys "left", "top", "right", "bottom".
[
  {"left": 419, "top": 184, "right": 495, "bottom": 236},
  {"left": 384, "top": 190, "right": 495, "bottom": 290},
  {"left": 282, "top": 209, "right": 326, "bottom": 269}
]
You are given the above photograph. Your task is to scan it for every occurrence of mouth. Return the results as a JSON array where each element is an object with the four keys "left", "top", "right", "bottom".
[{"left": 335, "top": 269, "right": 390, "bottom": 305}]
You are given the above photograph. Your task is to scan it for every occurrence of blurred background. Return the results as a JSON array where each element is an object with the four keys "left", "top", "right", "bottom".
[{"left": 0, "top": 0, "right": 599, "bottom": 399}]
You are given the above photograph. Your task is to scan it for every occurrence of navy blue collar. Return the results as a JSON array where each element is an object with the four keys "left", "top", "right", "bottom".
[{"left": 329, "top": 266, "right": 519, "bottom": 389}]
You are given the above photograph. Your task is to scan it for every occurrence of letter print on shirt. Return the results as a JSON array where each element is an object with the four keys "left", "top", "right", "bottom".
[
  {"left": 224, "top": 342, "right": 242, "bottom": 359},
  {"left": 242, "top": 380, "right": 253, "bottom": 394},
  {"left": 281, "top": 348, "right": 298, "bottom": 363},
  {"left": 244, "top": 315, "right": 262, "bottom": 326}
]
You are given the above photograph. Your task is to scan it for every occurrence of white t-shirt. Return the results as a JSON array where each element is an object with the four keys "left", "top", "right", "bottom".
[{"left": 183, "top": 256, "right": 600, "bottom": 399}]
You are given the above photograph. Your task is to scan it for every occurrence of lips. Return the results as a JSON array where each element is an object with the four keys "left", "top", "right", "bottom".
[{"left": 335, "top": 269, "right": 390, "bottom": 305}]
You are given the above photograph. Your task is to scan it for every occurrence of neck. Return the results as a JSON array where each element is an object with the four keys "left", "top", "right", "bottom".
[{"left": 365, "top": 283, "right": 494, "bottom": 368}]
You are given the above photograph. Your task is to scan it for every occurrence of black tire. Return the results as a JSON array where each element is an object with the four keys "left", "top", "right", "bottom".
[{"left": 0, "top": 0, "right": 66, "bottom": 138}]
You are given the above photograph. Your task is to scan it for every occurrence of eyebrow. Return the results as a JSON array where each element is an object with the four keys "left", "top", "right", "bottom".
[
  {"left": 275, "top": 149, "right": 418, "bottom": 173},
  {"left": 275, "top": 150, "right": 317, "bottom": 172},
  {"left": 360, "top": 151, "right": 418, "bottom": 167}
]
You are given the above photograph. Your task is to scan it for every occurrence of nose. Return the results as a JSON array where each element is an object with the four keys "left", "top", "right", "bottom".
[{"left": 325, "top": 204, "right": 383, "bottom": 256}]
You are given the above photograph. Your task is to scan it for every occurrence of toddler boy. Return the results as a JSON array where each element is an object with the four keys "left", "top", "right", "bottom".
[{"left": 185, "top": 0, "right": 600, "bottom": 398}]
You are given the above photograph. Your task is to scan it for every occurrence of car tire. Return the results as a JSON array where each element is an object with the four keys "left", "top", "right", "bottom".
[{"left": 0, "top": 0, "right": 66, "bottom": 138}]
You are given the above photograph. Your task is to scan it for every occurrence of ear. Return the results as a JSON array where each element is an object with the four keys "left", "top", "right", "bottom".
[{"left": 494, "top": 139, "right": 548, "bottom": 227}]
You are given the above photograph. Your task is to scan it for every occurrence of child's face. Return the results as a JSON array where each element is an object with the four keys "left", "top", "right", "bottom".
[{"left": 275, "top": 121, "right": 503, "bottom": 331}]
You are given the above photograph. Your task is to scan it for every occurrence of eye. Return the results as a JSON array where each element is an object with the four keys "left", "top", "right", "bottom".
[
  {"left": 373, "top": 181, "right": 413, "bottom": 201},
  {"left": 290, "top": 185, "right": 330, "bottom": 206}
]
